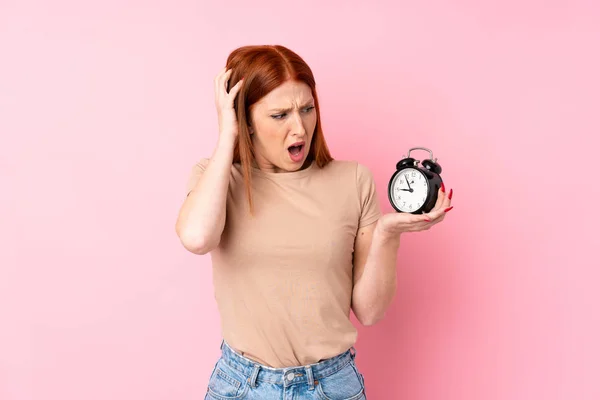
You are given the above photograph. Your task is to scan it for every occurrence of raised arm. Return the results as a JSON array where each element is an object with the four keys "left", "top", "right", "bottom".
[
  {"left": 175, "top": 137, "right": 235, "bottom": 254},
  {"left": 175, "top": 68, "right": 244, "bottom": 255}
]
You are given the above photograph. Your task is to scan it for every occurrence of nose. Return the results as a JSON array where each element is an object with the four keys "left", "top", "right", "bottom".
[{"left": 289, "top": 111, "right": 306, "bottom": 137}]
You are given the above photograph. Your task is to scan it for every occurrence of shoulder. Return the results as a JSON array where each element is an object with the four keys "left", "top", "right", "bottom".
[
  {"left": 318, "top": 160, "right": 378, "bottom": 201},
  {"left": 189, "top": 158, "right": 238, "bottom": 177},
  {"left": 320, "top": 159, "right": 359, "bottom": 173},
  {"left": 319, "top": 159, "right": 381, "bottom": 225},
  {"left": 185, "top": 158, "right": 237, "bottom": 195},
  {"left": 320, "top": 159, "right": 375, "bottom": 181}
]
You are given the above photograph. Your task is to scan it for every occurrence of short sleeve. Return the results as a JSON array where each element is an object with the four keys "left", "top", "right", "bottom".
[
  {"left": 185, "top": 158, "right": 210, "bottom": 196},
  {"left": 356, "top": 163, "right": 382, "bottom": 228}
]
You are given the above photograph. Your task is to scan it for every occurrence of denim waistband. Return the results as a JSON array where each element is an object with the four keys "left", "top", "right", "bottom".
[{"left": 219, "top": 340, "right": 356, "bottom": 388}]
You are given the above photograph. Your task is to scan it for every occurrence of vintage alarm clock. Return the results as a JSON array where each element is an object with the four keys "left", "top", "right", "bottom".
[{"left": 388, "top": 147, "right": 443, "bottom": 214}]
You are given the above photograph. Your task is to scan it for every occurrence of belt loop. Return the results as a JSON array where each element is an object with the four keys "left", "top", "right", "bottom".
[
  {"left": 249, "top": 364, "right": 260, "bottom": 388},
  {"left": 305, "top": 366, "right": 314, "bottom": 390},
  {"left": 350, "top": 346, "right": 357, "bottom": 359}
]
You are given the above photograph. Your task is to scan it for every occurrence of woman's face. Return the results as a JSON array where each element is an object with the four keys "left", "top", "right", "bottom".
[{"left": 249, "top": 80, "right": 317, "bottom": 173}]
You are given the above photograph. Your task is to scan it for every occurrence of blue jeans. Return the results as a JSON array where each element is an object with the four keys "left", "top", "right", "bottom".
[{"left": 204, "top": 340, "right": 367, "bottom": 400}]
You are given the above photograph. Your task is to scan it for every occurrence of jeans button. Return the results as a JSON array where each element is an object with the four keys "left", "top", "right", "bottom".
[{"left": 286, "top": 372, "right": 295, "bottom": 381}]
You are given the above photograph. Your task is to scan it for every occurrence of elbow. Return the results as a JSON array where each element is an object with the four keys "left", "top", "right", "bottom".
[
  {"left": 359, "top": 314, "right": 384, "bottom": 327},
  {"left": 186, "top": 239, "right": 214, "bottom": 255},
  {"left": 183, "top": 235, "right": 217, "bottom": 255},
  {"left": 176, "top": 226, "right": 218, "bottom": 255},
  {"left": 355, "top": 309, "right": 385, "bottom": 327}
]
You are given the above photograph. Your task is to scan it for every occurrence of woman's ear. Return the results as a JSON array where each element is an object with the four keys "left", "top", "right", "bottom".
[{"left": 248, "top": 126, "right": 254, "bottom": 134}]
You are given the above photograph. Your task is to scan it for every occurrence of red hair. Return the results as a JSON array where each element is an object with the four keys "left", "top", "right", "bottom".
[{"left": 225, "top": 45, "right": 334, "bottom": 213}]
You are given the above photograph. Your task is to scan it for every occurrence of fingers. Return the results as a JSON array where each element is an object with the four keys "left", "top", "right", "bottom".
[
  {"left": 432, "top": 185, "right": 446, "bottom": 211},
  {"left": 435, "top": 184, "right": 453, "bottom": 212},
  {"left": 419, "top": 212, "right": 437, "bottom": 228},
  {"left": 412, "top": 213, "right": 430, "bottom": 224},
  {"left": 390, "top": 184, "right": 454, "bottom": 234},
  {"left": 439, "top": 187, "right": 453, "bottom": 218},
  {"left": 227, "top": 77, "right": 244, "bottom": 100},
  {"left": 214, "top": 68, "right": 232, "bottom": 100},
  {"left": 214, "top": 68, "right": 225, "bottom": 105},
  {"left": 421, "top": 186, "right": 445, "bottom": 221},
  {"left": 214, "top": 67, "right": 226, "bottom": 92},
  {"left": 215, "top": 68, "right": 244, "bottom": 106},
  {"left": 223, "top": 69, "right": 233, "bottom": 92},
  {"left": 421, "top": 183, "right": 454, "bottom": 225},
  {"left": 444, "top": 188, "right": 453, "bottom": 209}
]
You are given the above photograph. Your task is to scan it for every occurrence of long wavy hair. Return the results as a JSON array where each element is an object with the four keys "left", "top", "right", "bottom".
[{"left": 224, "top": 45, "right": 334, "bottom": 213}]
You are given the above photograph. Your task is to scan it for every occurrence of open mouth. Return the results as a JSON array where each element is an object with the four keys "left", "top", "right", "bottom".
[{"left": 288, "top": 142, "right": 305, "bottom": 162}]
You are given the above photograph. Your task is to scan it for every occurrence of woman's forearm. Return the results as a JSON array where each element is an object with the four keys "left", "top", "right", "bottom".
[{"left": 352, "top": 222, "right": 401, "bottom": 325}]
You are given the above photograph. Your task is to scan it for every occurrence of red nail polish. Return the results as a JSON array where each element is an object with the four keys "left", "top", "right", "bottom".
[
  {"left": 441, "top": 182, "right": 445, "bottom": 193},
  {"left": 444, "top": 206, "right": 453, "bottom": 212},
  {"left": 449, "top": 189, "right": 453, "bottom": 200},
  {"left": 424, "top": 218, "right": 431, "bottom": 222}
]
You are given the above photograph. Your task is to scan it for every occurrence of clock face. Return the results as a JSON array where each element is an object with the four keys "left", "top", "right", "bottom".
[{"left": 390, "top": 168, "right": 429, "bottom": 212}]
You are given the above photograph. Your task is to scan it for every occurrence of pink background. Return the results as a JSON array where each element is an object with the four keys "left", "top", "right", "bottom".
[{"left": 1, "top": 1, "right": 598, "bottom": 399}]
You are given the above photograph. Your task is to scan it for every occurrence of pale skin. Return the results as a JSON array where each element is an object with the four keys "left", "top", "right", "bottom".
[
  {"left": 351, "top": 185, "right": 454, "bottom": 326},
  {"left": 248, "top": 78, "right": 317, "bottom": 173},
  {"left": 178, "top": 68, "right": 454, "bottom": 326}
]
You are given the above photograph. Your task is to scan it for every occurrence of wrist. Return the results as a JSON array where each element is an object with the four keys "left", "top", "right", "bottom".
[
  {"left": 216, "top": 134, "right": 236, "bottom": 151},
  {"left": 374, "top": 220, "right": 402, "bottom": 244}
]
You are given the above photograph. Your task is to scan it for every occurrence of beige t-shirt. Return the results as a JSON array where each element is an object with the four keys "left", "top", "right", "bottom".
[{"left": 185, "top": 158, "right": 381, "bottom": 368}]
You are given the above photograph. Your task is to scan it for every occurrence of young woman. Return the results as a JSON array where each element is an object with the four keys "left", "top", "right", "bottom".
[{"left": 176, "top": 44, "right": 453, "bottom": 400}]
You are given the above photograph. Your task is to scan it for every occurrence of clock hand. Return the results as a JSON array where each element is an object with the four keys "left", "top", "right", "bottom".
[{"left": 405, "top": 176, "right": 412, "bottom": 190}]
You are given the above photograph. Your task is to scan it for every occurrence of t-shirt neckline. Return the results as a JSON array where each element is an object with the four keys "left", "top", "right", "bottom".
[{"left": 248, "top": 160, "right": 316, "bottom": 180}]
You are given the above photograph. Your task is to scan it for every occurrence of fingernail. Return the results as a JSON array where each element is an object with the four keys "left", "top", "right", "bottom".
[
  {"left": 441, "top": 182, "right": 445, "bottom": 193},
  {"left": 424, "top": 218, "right": 431, "bottom": 222},
  {"left": 449, "top": 189, "right": 453, "bottom": 200},
  {"left": 444, "top": 206, "right": 453, "bottom": 212}
]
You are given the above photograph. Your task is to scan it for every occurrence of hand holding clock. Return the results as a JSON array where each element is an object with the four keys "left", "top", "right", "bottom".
[{"left": 377, "top": 183, "right": 453, "bottom": 236}]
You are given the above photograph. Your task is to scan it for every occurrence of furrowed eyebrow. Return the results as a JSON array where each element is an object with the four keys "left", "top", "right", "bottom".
[{"left": 268, "top": 101, "right": 315, "bottom": 113}]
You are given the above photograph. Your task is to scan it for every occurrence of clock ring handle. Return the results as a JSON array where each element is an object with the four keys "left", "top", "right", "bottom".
[{"left": 405, "top": 147, "right": 437, "bottom": 163}]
